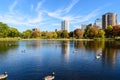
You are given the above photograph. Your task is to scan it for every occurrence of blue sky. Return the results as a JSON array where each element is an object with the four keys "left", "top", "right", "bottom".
[{"left": 0, "top": 0, "right": 120, "bottom": 32}]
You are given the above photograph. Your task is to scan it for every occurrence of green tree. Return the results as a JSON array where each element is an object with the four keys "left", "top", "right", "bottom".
[
  {"left": 0, "top": 22, "right": 10, "bottom": 37},
  {"left": 52, "top": 32, "right": 58, "bottom": 38},
  {"left": 69, "top": 31, "right": 74, "bottom": 38},
  {"left": 61, "top": 30, "right": 69, "bottom": 38},
  {"left": 22, "top": 29, "right": 32, "bottom": 38},
  {"left": 9, "top": 27, "right": 20, "bottom": 37},
  {"left": 56, "top": 31, "right": 62, "bottom": 38},
  {"left": 46, "top": 32, "right": 53, "bottom": 39}
]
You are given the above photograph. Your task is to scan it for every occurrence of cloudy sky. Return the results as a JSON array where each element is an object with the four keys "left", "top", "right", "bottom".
[{"left": 0, "top": 0, "right": 120, "bottom": 32}]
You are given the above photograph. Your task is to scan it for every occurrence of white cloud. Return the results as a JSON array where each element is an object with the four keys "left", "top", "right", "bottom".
[
  {"left": 9, "top": 0, "right": 17, "bottom": 12},
  {"left": 45, "top": 0, "right": 79, "bottom": 20},
  {"left": 0, "top": 0, "right": 45, "bottom": 29},
  {"left": 64, "top": 0, "right": 79, "bottom": 13},
  {"left": 28, "top": 12, "right": 43, "bottom": 24},
  {"left": 35, "top": 0, "right": 44, "bottom": 12}
]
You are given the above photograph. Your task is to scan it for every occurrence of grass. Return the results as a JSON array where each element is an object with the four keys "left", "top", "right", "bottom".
[{"left": 0, "top": 37, "right": 21, "bottom": 41}]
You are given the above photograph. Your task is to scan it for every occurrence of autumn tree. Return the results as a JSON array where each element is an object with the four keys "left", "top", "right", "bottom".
[
  {"left": 105, "top": 25, "right": 113, "bottom": 38},
  {"left": 74, "top": 29, "right": 84, "bottom": 38},
  {"left": 84, "top": 26, "right": 98, "bottom": 38},
  {"left": 112, "top": 25, "right": 120, "bottom": 37},
  {"left": 98, "top": 29, "right": 105, "bottom": 38},
  {"left": 31, "top": 30, "right": 41, "bottom": 38}
]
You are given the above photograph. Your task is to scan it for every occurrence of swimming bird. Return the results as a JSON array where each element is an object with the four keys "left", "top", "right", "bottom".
[
  {"left": 96, "top": 54, "right": 101, "bottom": 59},
  {"left": 73, "top": 49, "right": 78, "bottom": 53},
  {"left": 0, "top": 72, "right": 8, "bottom": 80},
  {"left": 44, "top": 72, "right": 55, "bottom": 80}
]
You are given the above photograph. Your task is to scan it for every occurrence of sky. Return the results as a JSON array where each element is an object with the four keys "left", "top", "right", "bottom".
[{"left": 0, "top": 0, "right": 120, "bottom": 32}]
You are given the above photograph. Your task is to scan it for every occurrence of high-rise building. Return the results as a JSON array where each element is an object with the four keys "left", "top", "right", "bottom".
[
  {"left": 32, "top": 28, "right": 39, "bottom": 31},
  {"left": 81, "top": 24, "right": 87, "bottom": 30},
  {"left": 61, "top": 20, "right": 69, "bottom": 32},
  {"left": 94, "top": 18, "right": 102, "bottom": 29},
  {"left": 102, "top": 12, "right": 117, "bottom": 29}
]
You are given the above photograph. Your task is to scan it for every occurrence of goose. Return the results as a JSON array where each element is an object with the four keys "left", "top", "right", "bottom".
[
  {"left": 96, "top": 55, "right": 101, "bottom": 59},
  {"left": 44, "top": 72, "right": 55, "bottom": 80},
  {"left": 73, "top": 49, "right": 78, "bottom": 53},
  {"left": 0, "top": 72, "right": 8, "bottom": 79}
]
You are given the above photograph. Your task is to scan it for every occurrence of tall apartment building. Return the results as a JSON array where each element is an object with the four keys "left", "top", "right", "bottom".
[
  {"left": 94, "top": 18, "right": 102, "bottom": 29},
  {"left": 81, "top": 24, "right": 87, "bottom": 30},
  {"left": 102, "top": 12, "right": 117, "bottom": 29},
  {"left": 61, "top": 20, "right": 69, "bottom": 32}
]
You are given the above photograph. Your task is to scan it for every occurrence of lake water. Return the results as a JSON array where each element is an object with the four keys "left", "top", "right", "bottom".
[{"left": 0, "top": 40, "right": 120, "bottom": 80}]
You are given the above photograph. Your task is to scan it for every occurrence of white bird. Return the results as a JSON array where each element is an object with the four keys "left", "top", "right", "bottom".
[
  {"left": 44, "top": 72, "right": 55, "bottom": 80},
  {"left": 0, "top": 72, "right": 8, "bottom": 79}
]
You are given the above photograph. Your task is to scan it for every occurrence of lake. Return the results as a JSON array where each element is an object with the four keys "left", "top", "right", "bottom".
[{"left": 0, "top": 40, "right": 120, "bottom": 80}]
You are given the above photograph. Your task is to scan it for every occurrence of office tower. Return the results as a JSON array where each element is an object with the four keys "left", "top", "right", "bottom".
[
  {"left": 94, "top": 18, "right": 102, "bottom": 29},
  {"left": 32, "top": 28, "right": 39, "bottom": 31},
  {"left": 61, "top": 20, "right": 69, "bottom": 32},
  {"left": 81, "top": 24, "right": 87, "bottom": 30},
  {"left": 102, "top": 12, "right": 117, "bottom": 29}
]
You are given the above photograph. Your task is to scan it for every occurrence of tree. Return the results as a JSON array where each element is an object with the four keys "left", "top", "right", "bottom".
[
  {"left": 52, "top": 32, "right": 58, "bottom": 38},
  {"left": 22, "top": 29, "right": 32, "bottom": 38},
  {"left": 105, "top": 25, "right": 113, "bottom": 38},
  {"left": 46, "top": 32, "right": 52, "bottom": 38},
  {"left": 56, "top": 31, "right": 62, "bottom": 38},
  {"left": 112, "top": 25, "right": 120, "bottom": 37},
  {"left": 0, "top": 22, "right": 10, "bottom": 37},
  {"left": 98, "top": 29, "right": 105, "bottom": 38},
  {"left": 69, "top": 31, "right": 74, "bottom": 38},
  {"left": 9, "top": 27, "right": 20, "bottom": 37},
  {"left": 84, "top": 26, "right": 98, "bottom": 38},
  {"left": 61, "top": 30, "right": 69, "bottom": 38},
  {"left": 74, "top": 29, "right": 84, "bottom": 38},
  {"left": 31, "top": 31, "right": 41, "bottom": 38}
]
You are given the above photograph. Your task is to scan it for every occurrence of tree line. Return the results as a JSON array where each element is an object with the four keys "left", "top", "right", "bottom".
[{"left": 0, "top": 22, "right": 120, "bottom": 39}]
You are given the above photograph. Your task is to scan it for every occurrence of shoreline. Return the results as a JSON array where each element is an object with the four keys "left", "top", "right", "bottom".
[
  {"left": 21, "top": 38, "right": 94, "bottom": 41},
  {"left": 0, "top": 38, "right": 117, "bottom": 41}
]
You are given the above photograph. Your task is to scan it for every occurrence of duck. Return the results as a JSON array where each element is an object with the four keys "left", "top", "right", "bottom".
[
  {"left": 73, "top": 49, "right": 78, "bottom": 53},
  {"left": 0, "top": 72, "right": 8, "bottom": 80},
  {"left": 44, "top": 72, "right": 55, "bottom": 80}
]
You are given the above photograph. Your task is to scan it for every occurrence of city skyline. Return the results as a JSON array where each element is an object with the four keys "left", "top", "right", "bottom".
[{"left": 0, "top": 0, "right": 120, "bottom": 32}]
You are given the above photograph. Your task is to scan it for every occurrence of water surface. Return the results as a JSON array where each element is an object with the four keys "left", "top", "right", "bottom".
[{"left": 0, "top": 40, "right": 120, "bottom": 80}]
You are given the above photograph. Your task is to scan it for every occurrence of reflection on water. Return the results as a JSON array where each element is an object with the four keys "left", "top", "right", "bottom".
[
  {"left": 0, "top": 40, "right": 120, "bottom": 80},
  {"left": 74, "top": 40, "right": 120, "bottom": 68},
  {"left": 0, "top": 41, "right": 18, "bottom": 53},
  {"left": 102, "top": 41, "right": 119, "bottom": 68},
  {"left": 61, "top": 41, "right": 70, "bottom": 60}
]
